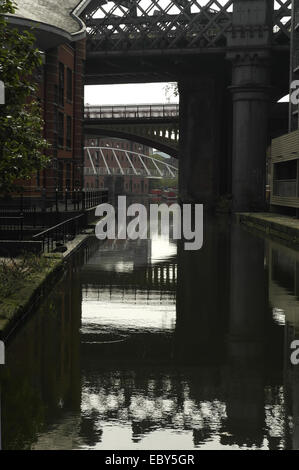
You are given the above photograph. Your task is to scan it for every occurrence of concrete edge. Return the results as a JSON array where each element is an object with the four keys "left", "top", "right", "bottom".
[
  {"left": 0, "top": 233, "right": 91, "bottom": 342},
  {"left": 236, "top": 212, "right": 299, "bottom": 247},
  {"left": 0, "top": 257, "right": 64, "bottom": 341}
]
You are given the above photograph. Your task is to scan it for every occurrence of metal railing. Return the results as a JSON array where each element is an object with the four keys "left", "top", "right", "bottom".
[
  {"left": 84, "top": 104, "right": 179, "bottom": 120},
  {"left": 84, "top": 166, "right": 169, "bottom": 178},
  {"left": 83, "top": 189, "right": 109, "bottom": 209},
  {"left": 0, "top": 189, "right": 109, "bottom": 214},
  {"left": 33, "top": 214, "right": 86, "bottom": 253},
  {"left": 0, "top": 217, "right": 24, "bottom": 240}
]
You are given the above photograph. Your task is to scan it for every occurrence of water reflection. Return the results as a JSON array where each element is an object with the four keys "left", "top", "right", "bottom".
[{"left": 1, "top": 217, "right": 299, "bottom": 449}]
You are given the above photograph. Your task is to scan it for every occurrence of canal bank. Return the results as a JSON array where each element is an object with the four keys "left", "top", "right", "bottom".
[
  {"left": 0, "top": 233, "right": 90, "bottom": 341},
  {"left": 237, "top": 212, "right": 299, "bottom": 247}
]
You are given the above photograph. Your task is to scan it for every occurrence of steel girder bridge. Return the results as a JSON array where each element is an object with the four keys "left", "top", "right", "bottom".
[
  {"left": 80, "top": 1, "right": 292, "bottom": 210},
  {"left": 85, "top": 145, "right": 179, "bottom": 178},
  {"left": 81, "top": 0, "right": 291, "bottom": 85},
  {"left": 84, "top": 104, "right": 180, "bottom": 156}
]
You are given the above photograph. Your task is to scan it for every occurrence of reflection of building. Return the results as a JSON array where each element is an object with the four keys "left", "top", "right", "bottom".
[
  {"left": 84, "top": 137, "right": 152, "bottom": 194},
  {"left": 270, "top": 0, "right": 299, "bottom": 214},
  {"left": 1, "top": 257, "right": 82, "bottom": 450},
  {"left": 267, "top": 240, "right": 299, "bottom": 450},
  {"left": 7, "top": 1, "right": 86, "bottom": 197}
]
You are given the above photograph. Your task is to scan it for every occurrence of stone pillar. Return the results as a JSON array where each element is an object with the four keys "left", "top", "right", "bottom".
[
  {"left": 178, "top": 75, "right": 224, "bottom": 206},
  {"left": 227, "top": 0, "right": 273, "bottom": 211},
  {"left": 229, "top": 56, "right": 271, "bottom": 211}
]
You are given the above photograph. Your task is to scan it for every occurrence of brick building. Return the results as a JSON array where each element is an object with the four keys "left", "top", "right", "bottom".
[
  {"left": 270, "top": 0, "right": 299, "bottom": 214},
  {"left": 85, "top": 137, "right": 152, "bottom": 195},
  {"left": 7, "top": 1, "right": 89, "bottom": 201}
]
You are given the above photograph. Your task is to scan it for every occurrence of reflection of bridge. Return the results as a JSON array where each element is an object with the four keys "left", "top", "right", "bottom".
[
  {"left": 84, "top": 105, "right": 179, "bottom": 157},
  {"left": 84, "top": 146, "right": 179, "bottom": 179},
  {"left": 81, "top": 1, "right": 291, "bottom": 210},
  {"left": 82, "top": 257, "right": 177, "bottom": 292},
  {"left": 81, "top": 236, "right": 177, "bottom": 292}
]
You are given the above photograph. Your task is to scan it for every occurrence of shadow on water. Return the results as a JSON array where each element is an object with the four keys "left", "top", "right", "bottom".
[{"left": 0, "top": 215, "right": 299, "bottom": 449}]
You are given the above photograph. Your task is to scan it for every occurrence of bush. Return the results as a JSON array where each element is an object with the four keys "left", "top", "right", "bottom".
[{"left": 0, "top": 253, "right": 50, "bottom": 299}]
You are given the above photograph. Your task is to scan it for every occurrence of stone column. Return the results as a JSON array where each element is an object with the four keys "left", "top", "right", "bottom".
[
  {"left": 229, "top": 56, "right": 271, "bottom": 211},
  {"left": 178, "top": 75, "right": 224, "bottom": 206},
  {"left": 227, "top": 0, "right": 273, "bottom": 211}
]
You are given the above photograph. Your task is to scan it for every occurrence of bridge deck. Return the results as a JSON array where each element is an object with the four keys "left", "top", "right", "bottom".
[{"left": 84, "top": 104, "right": 179, "bottom": 120}]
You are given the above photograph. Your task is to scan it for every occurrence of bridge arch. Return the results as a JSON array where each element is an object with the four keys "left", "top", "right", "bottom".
[
  {"left": 84, "top": 104, "right": 179, "bottom": 157},
  {"left": 84, "top": 127, "right": 178, "bottom": 158}
]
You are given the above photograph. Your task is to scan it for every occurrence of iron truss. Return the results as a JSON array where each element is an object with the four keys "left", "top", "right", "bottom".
[
  {"left": 83, "top": 0, "right": 291, "bottom": 54},
  {"left": 85, "top": 146, "right": 179, "bottom": 178}
]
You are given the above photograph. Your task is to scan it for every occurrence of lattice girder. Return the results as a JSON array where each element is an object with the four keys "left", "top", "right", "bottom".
[
  {"left": 84, "top": 1, "right": 291, "bottom": 53},
  {"left": 85, "top": 0, "right": 234, "bottom": 52}
]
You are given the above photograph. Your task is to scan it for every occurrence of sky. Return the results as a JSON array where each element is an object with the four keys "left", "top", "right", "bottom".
[
  {"left": 85, "top": 83, "right": 179, "bottom": 106},
  {"left": 85, "top": 83, "right": 289, "bottom": 106},
  {"left": 93, "top": 0, "right": 234, "bottom": 19}
]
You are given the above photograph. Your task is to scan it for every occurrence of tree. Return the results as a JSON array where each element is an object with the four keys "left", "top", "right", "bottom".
[
  {"left": 0, "top": 0, "right": 49, "bottom": 193},
  {"left": 164, "top": 82, "right": 178, "bottom": 102}
]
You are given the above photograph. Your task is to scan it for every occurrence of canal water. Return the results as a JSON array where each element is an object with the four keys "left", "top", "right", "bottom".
[{"left": 0, "top": 215, "right": 299, "bottom": 450}]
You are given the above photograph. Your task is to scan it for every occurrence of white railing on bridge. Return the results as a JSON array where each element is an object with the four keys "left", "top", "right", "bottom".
[
  {"left": 84, "top": 146, "right": 178, "bottom": 179},
  {"left": 84, "top": 104, "right": 179, "bottom": 120},
  {"left": 84, "top": 167, "right": 168, "bottom": 178}
]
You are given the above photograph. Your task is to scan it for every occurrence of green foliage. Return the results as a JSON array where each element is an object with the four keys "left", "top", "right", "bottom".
[
  {"left": 0, "top": 252, "right": 51, "bottom": 299},
  {"left": 149, "top": 152, "right": 168, "bottom": 162},
  {"left": 0, "top": 0, "right": 50, "bottom": 193},
  {"left": 164, "top": 82, "right": 178, "bottom": 101},
  {"left": 149, "top": 153, "right": 178, "bottom": 189},
  {"left": 151, "top": 176, "right": 178, "bottom": 189}
]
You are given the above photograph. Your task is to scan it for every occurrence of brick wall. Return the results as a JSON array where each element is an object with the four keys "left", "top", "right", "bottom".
[
  {"left": 84, "top": 137, "right": 151, "bottom": 194},
  {"left": 23, "top": 39, "right": 86, "bottom": 196}
]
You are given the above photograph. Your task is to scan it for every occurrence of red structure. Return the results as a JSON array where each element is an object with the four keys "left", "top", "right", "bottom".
[
  {"left": 85, "top": 137, "right": 152, "bottom": 195},
  {"left": 7, "top": 1, "right": 87, "bottom": 204},
  {"left": 39, "top": 42, "right": 86, "bottom": 194}
]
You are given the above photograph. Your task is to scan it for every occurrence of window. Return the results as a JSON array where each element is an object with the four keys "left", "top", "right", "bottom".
[
  {"left": 58, "top": 62, "right": 64, "bottom": 107},
  {"left": 67, "top": 68, "right": 73, "bottom": 102},
  {"left": 58, "top": 112, "right": 64, "bottom": 147},
  {"left": 66, "top": 116, "right": 72, "bottom": 149}
]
